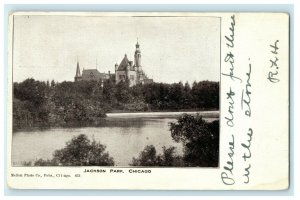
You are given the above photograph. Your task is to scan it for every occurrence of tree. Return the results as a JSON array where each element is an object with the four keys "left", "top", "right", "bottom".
[
  {"left": 182, "top": 81, "right": 194, "bottom": 108},
  {"left": 131, "top": 145, "right": 157, "bottom": 166},
  {"left": 115, "top": 80, "right": 131, "bottom": 103},
  {"left": 13, "top": 78, "right": 50, "bottom": 128},
  {"left": 14, "top": 78, "right": 47, "bottom": 107},
  {"left": 103, "top": 79, "right": 117, "bottom": 106},
  {"left": 169, "top": 114, "right": 219, "bottom": 167},
  {"left": 34, "top": 134, "right": 114, "bottom": 166},
  {"left": 13, "top": 98, "right": 33, "bottom": 128},
  {"left": 50, "top": 80, "right": 56, "bottom": 87},
  {"left": 191, "top": 81, "right": 219, "bottom": 109}
]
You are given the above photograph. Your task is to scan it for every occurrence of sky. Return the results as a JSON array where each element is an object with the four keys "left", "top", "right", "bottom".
[{"left": 13, "top": 15, "right": 220, "bottom": 83}]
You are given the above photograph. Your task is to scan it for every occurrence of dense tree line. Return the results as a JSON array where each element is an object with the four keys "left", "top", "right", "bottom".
[
  {"left": 128, "top": 81, "right": 219, "bottom": 111},
  {"left": 13, "top": 78, "right": 219, "bottom": 129},
  {"left": 13, "top": 79, "right": 108, "bottom": 129}
]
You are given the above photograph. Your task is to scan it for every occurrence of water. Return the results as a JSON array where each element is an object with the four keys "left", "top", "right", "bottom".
[{"left": 12, "top": 111, "right": 219, "bottom": 166}]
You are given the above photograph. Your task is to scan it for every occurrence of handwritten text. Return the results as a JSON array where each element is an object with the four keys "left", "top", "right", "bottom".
[{"left": 267, "top": 40, "right": 280, "bottom": 83}]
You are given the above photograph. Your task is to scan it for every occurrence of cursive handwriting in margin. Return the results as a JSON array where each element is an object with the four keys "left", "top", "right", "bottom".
[
  {"left": 241, "top": 128, "right": 253, "bottom": 184},
  {"left": 221, "top": 134, "right": 235, "bottom": 185},
  {"left": 221, "top": 15, "right": 238, "bottom": 186},
  {"left": 241, "top": 60, "right": 252, "bottom": 117},
  {"left": 267, "top": 40, "right": 280, "bottom": 83},
  {"left": 221, "top": 15, "right": 242, "bottom": 83}
]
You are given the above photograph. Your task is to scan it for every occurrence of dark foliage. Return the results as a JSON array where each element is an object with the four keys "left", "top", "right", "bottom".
[
  {"left": 131, "top": 145, "right": 184, "bottom": 167},
  {"left": 134, "top": 81, "right": 219, "bottom": 110},
  {"left": 13, "top": 79, "right": 109, "bottom": 129},
  {"left": 34, "top": 134, "right": 114, "bottom": 166},
  {"left": 169, "top": 114, "right": 219, "bottom": 167},
  {"left": 13, "top": 78, "right": 219, "bottom": 129}
]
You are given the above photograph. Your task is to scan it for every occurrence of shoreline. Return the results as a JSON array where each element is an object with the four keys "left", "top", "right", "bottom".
[{"left": 107, "top": 110, "right": 219, "bottom": 118}]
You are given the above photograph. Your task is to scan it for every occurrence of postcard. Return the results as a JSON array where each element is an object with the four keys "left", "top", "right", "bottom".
[{"left": 6, "top": 12, "right": 289, "bottom": 190}]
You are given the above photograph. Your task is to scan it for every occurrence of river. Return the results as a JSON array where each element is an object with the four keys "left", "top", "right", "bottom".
[{"left": 12, "top": 111, "right": 219, "bottom": 166}]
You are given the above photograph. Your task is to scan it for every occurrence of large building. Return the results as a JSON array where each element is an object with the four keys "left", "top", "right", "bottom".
[
  {"left": 74, "top": 41, "right": 153, "bottom": 86},
  {"left": 115, "top": 41, "right": 153, "bottom": 86}
]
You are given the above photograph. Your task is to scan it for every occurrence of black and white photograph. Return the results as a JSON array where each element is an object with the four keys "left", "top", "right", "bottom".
[
  {"left": 5, "top": 10, "right": 291, "bottom": 191},
  {"left": 11, "top": 14, "right": 220, "bottom": 167}
]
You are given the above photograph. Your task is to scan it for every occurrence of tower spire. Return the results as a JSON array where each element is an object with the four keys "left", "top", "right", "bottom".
[
  {"left": 74, "top": 59, "right": 82, "bottom": 82},
  {"left": 134, "top": 39, "right": 141, "bottom": 72},
  {"left": 136, "top": 38, "right": 140, "bottom": 49},
  {"left": 75, "top": 61, "right": 81, "bottom": 77}
]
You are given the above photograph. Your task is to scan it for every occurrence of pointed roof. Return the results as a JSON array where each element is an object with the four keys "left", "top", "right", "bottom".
[
  {"left": 117, "top": 54, "right": 130, "bottom": 71},
  {"left": 136, "top": 38, "right": 140, "bottom": 48},
  {"left": 75, "top": 62, "right": 81, "bottom": 77},
  {"left": 135, "top": 39, "right": 141, "bottom": 52}
]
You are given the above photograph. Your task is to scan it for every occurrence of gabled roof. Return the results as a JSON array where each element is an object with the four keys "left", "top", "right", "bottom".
[
  {"left": 82, "top": 69, "right": 101, "bottom": 80},
  {"left": 82, "top": 69, "right": 109, "bottom": 81},
  {"left": 117, "top": 55, "right": 130, "bottom": 71}
]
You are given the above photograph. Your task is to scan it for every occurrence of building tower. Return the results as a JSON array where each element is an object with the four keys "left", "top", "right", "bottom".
[
  {"left": 74, "top": 61, "right": 82, "bottom": 82},
  {"left": 134, "top": 39, "right": 142, "bottom": 70},
  {"left": 134, "top": 39, "right": 143, "bottom": 84}
]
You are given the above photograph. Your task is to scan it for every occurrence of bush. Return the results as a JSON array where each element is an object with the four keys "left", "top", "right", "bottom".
[
  {"left": 131, "top": 145, "right": 183, "bottom": 167},
  {"left": 34, "top": 159, "right": 57, "bottom": 166},
  {"left": 34, "top": 134, "right": 114, "bottom": 166}
]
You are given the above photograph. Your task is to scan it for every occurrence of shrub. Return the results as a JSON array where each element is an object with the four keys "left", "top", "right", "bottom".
[{"left": 131, "top": 145, "right": 183, "bottom": 167}]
